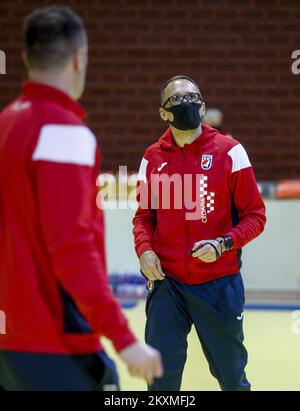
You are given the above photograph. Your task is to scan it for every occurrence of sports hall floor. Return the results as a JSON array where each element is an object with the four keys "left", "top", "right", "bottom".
[{"left": 103, "top": 302, "right": 300, "bottom": 391}]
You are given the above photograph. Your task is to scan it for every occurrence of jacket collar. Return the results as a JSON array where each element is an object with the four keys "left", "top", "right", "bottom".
[
  {"left": 22, "top": 81, "right": 86, "bottom": 119},
  {"left": 159, "top": 123, "right": 218, "bottom": 151}
]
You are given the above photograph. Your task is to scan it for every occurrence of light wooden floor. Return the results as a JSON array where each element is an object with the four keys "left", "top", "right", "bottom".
[{"left": 102, "top": 302, "right": 300, "bottom": 391}]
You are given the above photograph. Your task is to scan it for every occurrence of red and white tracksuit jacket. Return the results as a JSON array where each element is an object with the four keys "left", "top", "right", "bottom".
[
  {"left": 133, "top": 124, "right": 266, "bottom": 285},
  {"left": 0, "top": 81, "right": 136, "bottom": 354}
]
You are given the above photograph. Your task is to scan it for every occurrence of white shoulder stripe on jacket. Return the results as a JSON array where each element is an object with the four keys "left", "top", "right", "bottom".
[
  {"left": 138, "top": 157, "right": 149, "bottom": 182},
  {"left": 227, "top": 144, "right": 251, "bottom": 173},
  {"left": 32, "top": 124, "right": 97, "bottom": 166}
]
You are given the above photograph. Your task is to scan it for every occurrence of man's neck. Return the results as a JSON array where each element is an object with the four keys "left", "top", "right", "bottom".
[
  {"left": 28, "top": 71, "right": 74, "bottom": 99},
  {"left": 171, "top": 124, "right": 202, "bottom": 148}
]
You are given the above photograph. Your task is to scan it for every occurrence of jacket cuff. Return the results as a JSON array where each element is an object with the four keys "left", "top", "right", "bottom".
[
  {"left": 112, "top": 330, "right": 137, "bottom": 353},
  {"left": 224, "top": 231, "right": 239, "bottom": 249}
]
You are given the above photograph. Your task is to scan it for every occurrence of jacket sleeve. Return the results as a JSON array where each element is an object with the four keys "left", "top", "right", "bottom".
[
  {"left": 132, "top": 156, "right": 157, "bottom": 257},
  {"left": 32, "top": 123, "right": 136, "bottom": 352},
  {"left": 225, "top": 143, "right": 266, "bottom": 249}
]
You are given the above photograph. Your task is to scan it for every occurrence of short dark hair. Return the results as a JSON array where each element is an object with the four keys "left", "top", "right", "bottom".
[
  {"left": 160, "top": 75, "right": 202, "bottom": 106},
  {"left": 23, "top": 6, "right": 87, "bottom": 70}
]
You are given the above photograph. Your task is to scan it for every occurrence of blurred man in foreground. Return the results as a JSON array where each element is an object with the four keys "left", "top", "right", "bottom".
[{"left": 0, "top": 6, "right": 162, "bottom": 391}]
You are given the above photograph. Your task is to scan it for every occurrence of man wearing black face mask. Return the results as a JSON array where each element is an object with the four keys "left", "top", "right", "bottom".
[{"left": 133, "top": 75, "right": 266, "bottom": 391}]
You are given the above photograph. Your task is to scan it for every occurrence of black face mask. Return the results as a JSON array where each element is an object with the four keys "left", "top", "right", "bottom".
[{"left": 165, "top": 102, "right": 202, "bottom": 131}]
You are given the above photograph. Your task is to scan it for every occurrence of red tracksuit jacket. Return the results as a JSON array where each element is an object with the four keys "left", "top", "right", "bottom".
[
  {"left": 133, "top": 125, "right": 266, "bottom": 284},
  {"left": 0, "top": 82, "right": 136, "bottom": 354}
]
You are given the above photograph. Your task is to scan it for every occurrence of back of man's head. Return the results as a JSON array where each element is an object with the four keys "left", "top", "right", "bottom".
[{"left": 23, "top": 6, "right": 87, "bottom": 71}]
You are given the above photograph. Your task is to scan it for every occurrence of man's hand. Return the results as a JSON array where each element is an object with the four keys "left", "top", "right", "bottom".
[
  {"left": 139, "top": 250, "right": 165, "bottom": 281},
  {"left": 191, "top": 239, "right": 223, "bottom": 263},
  {"left": 119, "top": 341, "right": 164, "bottom": 385}
]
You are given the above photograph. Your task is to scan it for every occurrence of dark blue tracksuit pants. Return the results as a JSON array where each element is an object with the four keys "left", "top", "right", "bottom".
[
  {"left": 0, "top": 350, "right": 119, "bottom": 391},
  {"left": 145, "top": 273, "right": 250, "bottom": 391}
]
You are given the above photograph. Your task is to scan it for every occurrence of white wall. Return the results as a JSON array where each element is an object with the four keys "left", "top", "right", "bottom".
[{"left": 242, "top": 200, "right": 300, "bottom": 291}]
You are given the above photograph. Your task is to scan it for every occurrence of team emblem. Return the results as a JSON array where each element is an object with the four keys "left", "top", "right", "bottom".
[{"left": 201, "top": 154, "right": 213, "bottom": 170}]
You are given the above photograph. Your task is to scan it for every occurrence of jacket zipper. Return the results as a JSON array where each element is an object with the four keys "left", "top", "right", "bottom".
[{"left": 181, "top": 146, "right": 191, "bottom": 279}]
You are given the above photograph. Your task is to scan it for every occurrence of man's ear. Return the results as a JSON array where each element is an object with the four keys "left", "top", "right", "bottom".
[
  {"left": 22, "top": 51, "right": 30, "bottom": 70},
  {"left": 159, "top": 107, "right": 168, "bottom": 122},
  {"left": 73, "top": 47, "right": 86, "bottom": 73},
  {"left": 159, "top": 107, "right": 174, "bottom": 122},
  {"left": 200, "top": 101, "right": 206, "bottom": 119}
]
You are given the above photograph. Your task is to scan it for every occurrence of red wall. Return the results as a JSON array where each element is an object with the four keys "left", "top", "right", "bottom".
[{"left": 1, "top": 0, "right": 300, "bottom": 180}]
